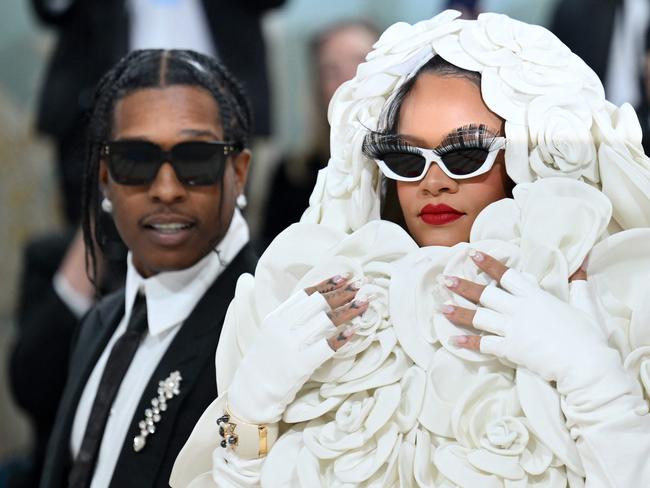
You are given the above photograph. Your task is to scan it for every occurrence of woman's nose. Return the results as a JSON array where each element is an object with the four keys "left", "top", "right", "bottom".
[
  {"left": 148, "top": 162, "right": 188, "bottom": 203},
  {"left": 419, "top": 163, "right": 459, "bottom": 195}
]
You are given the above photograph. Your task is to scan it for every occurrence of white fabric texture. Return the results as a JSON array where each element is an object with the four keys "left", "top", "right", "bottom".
[{"left": 170, "top": 11, "right": 650, "bottom": 488}]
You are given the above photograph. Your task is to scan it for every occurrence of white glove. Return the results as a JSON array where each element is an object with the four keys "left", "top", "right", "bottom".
[
  {"left": 448, "top": 263, "right": 650, "bottom": 488},
  {"left": 227, "top": 290, "right": 337, "bottom": 425},
  {"left": 209, "top": 449, "right": 263, "bottom": 487},
  {"left": 472, "top": 268, "right": 633, "bottom": 407}
]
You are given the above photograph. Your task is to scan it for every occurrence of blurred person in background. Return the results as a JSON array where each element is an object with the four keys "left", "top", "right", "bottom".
[
  {"left": 445, "top": 0, "right": 479, "bottom": 19},
  {"left": 637, "top": 23, "right": 650, "bottom": 155},
  {"left": 551, "top": 0, "right": 650, "bottom": 108},
  {"left": 260, "top": 20, "right": 378, "bottom": 248}
]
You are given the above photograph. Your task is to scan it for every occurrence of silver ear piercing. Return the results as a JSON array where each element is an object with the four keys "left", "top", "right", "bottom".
[
  {"left": 101, "top": 197, "right": 113, "bottom": 213},
  {"left": 236, "top": 194, "right": 247, "bottom": 210}
]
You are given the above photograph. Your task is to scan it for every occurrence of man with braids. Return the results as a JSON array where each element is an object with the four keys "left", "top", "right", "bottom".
[
  {"left": 173, "top": 11, "right": 650, "bottom": 488},
  {"left": 39, "top": 49, "right": 258, "bottom": 488},
  {"left": 30, "top": 0, "right": 284, "bottom": 226}
]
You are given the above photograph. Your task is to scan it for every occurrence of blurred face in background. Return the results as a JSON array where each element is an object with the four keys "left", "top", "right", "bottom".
[{"left": 317, "top": 23, "right": 378, "bottom": 108}]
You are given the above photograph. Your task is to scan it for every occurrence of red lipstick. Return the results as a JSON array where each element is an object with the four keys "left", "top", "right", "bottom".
[{"left": 419, "top": 203, "right": 464, "bottom": 225}]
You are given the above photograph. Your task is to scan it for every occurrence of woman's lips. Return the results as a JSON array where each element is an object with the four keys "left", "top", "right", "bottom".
[{"left": 419, "top": 203, "right": 464, "bottom": 225}]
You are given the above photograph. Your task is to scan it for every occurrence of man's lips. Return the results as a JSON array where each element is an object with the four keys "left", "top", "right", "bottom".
[
  {"left": 419, "top": 204, "right": 465, "bottom": 225},
  {"left": 140, "top": 214, "right": 197, "bottom": 243},
  {"left": 141, "top": 213, "right": 196, "bottom": 228}
]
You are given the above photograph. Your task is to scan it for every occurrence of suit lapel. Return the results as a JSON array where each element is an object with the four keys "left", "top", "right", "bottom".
[
  {"left": 109, "top": 244, "right": 257, "bottom": 487},
  {"left": 71, "top": 290, "right": 126, "bottom": 407}
]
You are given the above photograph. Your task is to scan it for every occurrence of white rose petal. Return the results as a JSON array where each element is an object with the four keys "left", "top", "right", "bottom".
[
  {"left": 480, "top": 417, "right": 529, "bottom": 455},
  {"left": 481, "top": 67, "right": 529, "bottom": 124},
  {"left": 516, "top": 368, "right": 584, "bottom": 475},
  {"left": 518, "top": 423, "right": 553, "bottom": 476},
  {"left": 333, "top": 423, "right": 400, "bottom": 483},
  {"left": 413, "top": 429, "right": 438, "bottom": 486},
  {"left": 435, "top": 443, "right": 502, "bottom": 488},
  {"left": 362, "top": 384, "right": 402, "bottom": 439},
  {"left": 452, "top": 374, "right": 520, "bottom": 449},
  {"left": 283, "top": 383, "right": 346, "bottom": 423},
  {"left": 390, "top": 245, "right": 451, "bottom": 368},
  {"left": 459, "top": 22, "right": 520, "bottom": 68},
  {"left": 303, "top": 418, "right": 364, "bottom": 459},
  {"left": 338, "top": 328, "right": 396, "bottom": 382},
  {"left": 624, "top": 346, "right": 650, "bottom": 398},
  {"left": 467, "top": 448, "right": 525, "bottom": 480},
  {"left": 394, "top": 366, "right": 426, "bottom": 433},
  {"left": 433, "top": 34, "right": 484, "bottom": 72},
  {"left": 321, "top": 346, "right": 411, "bottom": 398},
  {"left": 419, "top": 347, "right": 507, "bottom": 438}
]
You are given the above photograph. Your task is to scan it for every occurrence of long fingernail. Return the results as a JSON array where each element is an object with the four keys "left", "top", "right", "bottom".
[
  {"left": 443, "top": 276, "right": 459, "bottom": 288},
  {"left": 333, "top": 325, "right": 355, "bottom": 345},
  {"left": 468, "top": 249, "right": 484, "bottom": 262},
  {"left": 330, "top": 274, "right": 348, "bottom": 284},
  {"left": 361, "top": 293, "right": 377, "bottom": 302},
  {"left": 351, "top": 299, "right": 369, "bottom": 309},
  {"left": 449, "top": 335, "right": 468, "bottom": 346},
  {"left": 348, "top": 278, "right": 365, "bottom": 290},
  {"left": 441, "top": 304, "right": 455, "bottom": 314}
]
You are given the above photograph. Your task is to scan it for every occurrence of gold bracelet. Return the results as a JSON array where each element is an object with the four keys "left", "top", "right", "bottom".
[
  {"left": 216, "top": 407, "right": 278, "bottom": 459},
  {"left": 258, "top": 425, "right": 268, "bottom": 457}
]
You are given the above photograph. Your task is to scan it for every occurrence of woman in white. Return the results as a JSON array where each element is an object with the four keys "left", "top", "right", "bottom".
[{"left": 171, "top": 11, "right": 650, "bottom": 488}]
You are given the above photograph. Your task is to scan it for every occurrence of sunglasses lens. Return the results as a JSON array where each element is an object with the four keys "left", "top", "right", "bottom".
[
  {"left": 106, "top": 141, "right": 161, "bottom": 185},
  {"left": 172, "top": 142, "right": 227, "bottom": 185},
  {"left": 381, "top": 152, "right": 427, "bottom": 179},
  {"left": 440, "top": 149, "right": 490, "bottom": 176}
]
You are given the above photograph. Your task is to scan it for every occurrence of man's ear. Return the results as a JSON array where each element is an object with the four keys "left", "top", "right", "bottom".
[
  {"left": 232, "top": 148, "right": 252, "bottom": 194},
  {"left": 99, "top": 159, "right": 110, "bottom": 198}
]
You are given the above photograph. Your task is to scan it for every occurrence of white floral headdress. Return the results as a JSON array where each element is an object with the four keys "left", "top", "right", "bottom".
[{"left": 302, "top": 10, "right": 650, "bottom": 232}]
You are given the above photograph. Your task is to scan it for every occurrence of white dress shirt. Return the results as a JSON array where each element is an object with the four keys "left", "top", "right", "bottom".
[
  {"left": 128, "top": 0, "right": 216, "bottom": 56},
  {"left": 70, "top": 210, "right": 248, "bottom": 488}
]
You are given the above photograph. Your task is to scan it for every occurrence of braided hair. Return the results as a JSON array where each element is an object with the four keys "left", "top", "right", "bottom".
[{"left": 81, "top": 49, "right": 253, "bottom": 290}]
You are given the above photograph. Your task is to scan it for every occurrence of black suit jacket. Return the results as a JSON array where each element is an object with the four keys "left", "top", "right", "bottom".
[
  {"left": 39, "top": 244, "right": 258, "bottom": 488},
  {"left": 30, "top": 0, "right": 286, "bottom": 138}
]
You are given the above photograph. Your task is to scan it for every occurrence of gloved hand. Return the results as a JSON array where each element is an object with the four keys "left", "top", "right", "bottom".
[
  {"left": 227, "top": 275, "right": 369, "bottom": 425},
  {"left": 443, "top": 250, "right": 650, "bottom": 488},
  {"left": 442, "top": 250, "right": 634, "bottom": 407}
]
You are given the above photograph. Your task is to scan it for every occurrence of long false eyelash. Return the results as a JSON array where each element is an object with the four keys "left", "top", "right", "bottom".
[
  {"left": 362, "top": 131, "right": 422, "bottom": 159},
  {"left": 434, "top": 124, "right": 501, "bottom": 155}
]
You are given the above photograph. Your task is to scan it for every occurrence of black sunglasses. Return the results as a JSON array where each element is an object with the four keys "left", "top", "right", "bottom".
[{"left": 102, "top": 140, "right": 242, "bottom": 186}]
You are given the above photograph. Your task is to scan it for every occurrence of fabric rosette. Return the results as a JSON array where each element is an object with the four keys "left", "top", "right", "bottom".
[
  {"left": 432, "top": 374, "right": 568, "bottom": 487},
  {"left": 254, "top": 178, "right": 610, "bottom": 486},
  {"left": 171, "top": 183, "right": 650, "bottom": 487}
]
